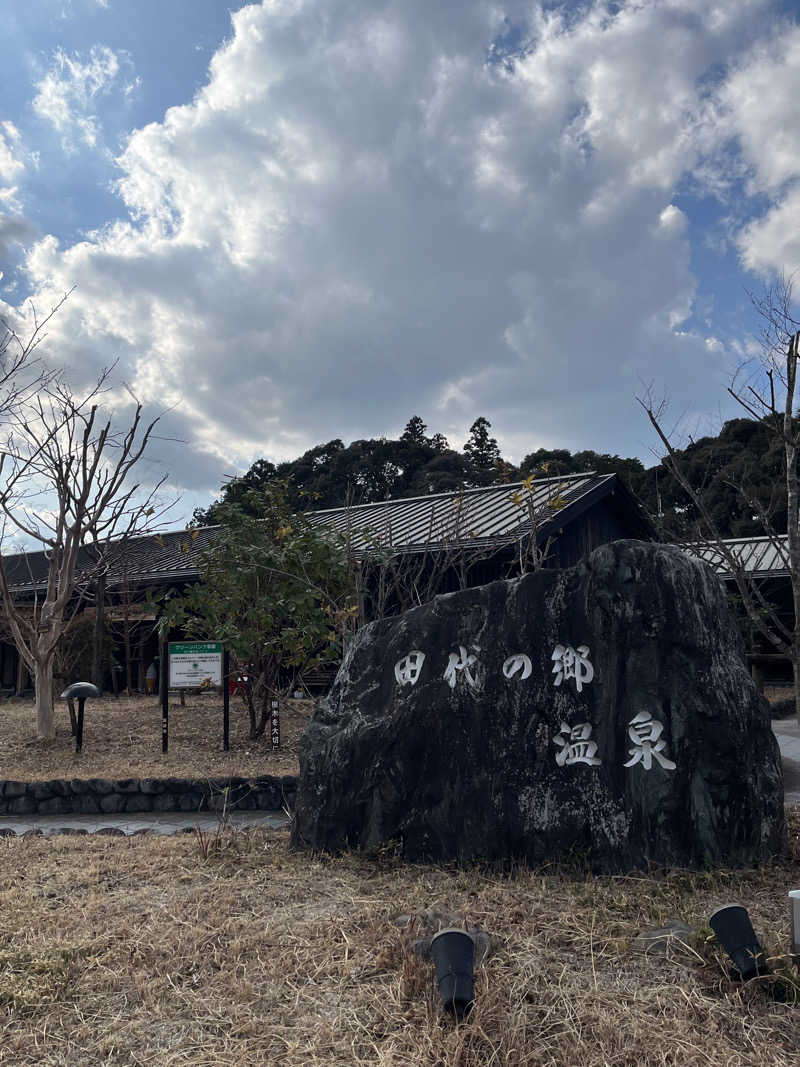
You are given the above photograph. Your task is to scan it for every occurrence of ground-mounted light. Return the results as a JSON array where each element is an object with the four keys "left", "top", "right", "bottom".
[
  {"left": 709, "top": 904, "right": 769, "bottom": 981},
  {"left": 61, "top": 681, "right": 101, "bottom": 754},
  {"left": 789, "top": 890, "right": 800, "bottom": 959},
  {"left": 430, "top": 928, "right": 475, "bottom": 1020}
]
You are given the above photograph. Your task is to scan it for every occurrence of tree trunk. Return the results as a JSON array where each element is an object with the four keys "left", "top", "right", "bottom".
[
  {"left": 252, "top": 690, "right": 269, "bottom": 739},
  {"left": 34, "top": 657, "right": 55, "bottom": 740},
  {"left": 124, "top": 616, "right": 133, "bottom": 696},
  {"left": 92, "top": 575, "right": 106, "bottom": 691},
  {"left": 138, "top": 626, "right": 146, "bottom": 693},
  {"left": 15, "top": 653, "right": 26, "bottom": 697},
  {"left": 783, "top": 332, "right": 800, "bottom": 726},
  {"left": 247, "top": 689, "right": 257, "bottom": 738}
]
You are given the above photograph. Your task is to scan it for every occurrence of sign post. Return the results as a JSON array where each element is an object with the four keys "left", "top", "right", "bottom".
[
  {"left": 165, "top": 641, "right": 226, "bottom": 753},
  {"left": 223, "top": 648, "right": 230, "bottom": 752},
  {"left": 160, "top": 638, "right": 168, "bottom": 753},
  {"left": 271, "top": 699, "right": 280, "bottom": 749}
]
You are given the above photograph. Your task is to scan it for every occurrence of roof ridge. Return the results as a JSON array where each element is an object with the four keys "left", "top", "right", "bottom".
[{"left": 307, "top": 471, "right": 605, "bottom": 516}]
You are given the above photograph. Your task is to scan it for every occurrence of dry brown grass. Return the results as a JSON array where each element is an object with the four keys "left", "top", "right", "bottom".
[
  {"left": 0, "top": 694, "right": 312, "bottom": 781},
  {"left": 1, "top": 815, "right": 799, "bottom": 1065}
]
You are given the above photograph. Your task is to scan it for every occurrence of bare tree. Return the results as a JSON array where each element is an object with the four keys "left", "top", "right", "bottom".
[
  {"left": 0, "top": 293, "right": 68, "bottom": 419},
  {"left": 639, "top": 272, "right": 800, "bottom": 720},
  {"left": 0, "top": 370, "right": 170, "bottom": 739}
]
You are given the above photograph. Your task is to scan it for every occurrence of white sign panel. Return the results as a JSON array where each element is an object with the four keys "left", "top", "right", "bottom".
[{"left": 169, "top": 642, "right": 223, "bottom": 688}]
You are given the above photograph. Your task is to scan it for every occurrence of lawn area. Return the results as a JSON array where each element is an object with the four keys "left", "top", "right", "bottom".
[
  {"left": 0, "top": 694, "right": 312, "bottom": 781},
  {"left": 1, "top": 817, "right": 800, "bottom": 1065}
]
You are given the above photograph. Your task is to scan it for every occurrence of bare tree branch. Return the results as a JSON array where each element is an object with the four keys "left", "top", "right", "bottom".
[
  {"left": 639, "top": 272, "right": 800, "bottom": 721},
  {"left": 0, "top": 327, "right": 176, "bottom": 738}
]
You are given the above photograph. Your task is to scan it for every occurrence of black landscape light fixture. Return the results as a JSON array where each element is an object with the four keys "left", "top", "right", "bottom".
[
  {"left": 61, "top": 682, "right": 101, "bottom": 754},
  {"left": 709, "top": 904, "right": 769, "bottom": 980},
  {"left": 430, "top": 928, "right": 475, "bottom": 1020},
  {"left": 790, "top": 890, "right": 800, "bottom": 960}
]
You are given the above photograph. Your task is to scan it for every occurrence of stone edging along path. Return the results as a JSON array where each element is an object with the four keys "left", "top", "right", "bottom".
[{"left": 0, "top": 773, "right": 298, "bottom": 817}]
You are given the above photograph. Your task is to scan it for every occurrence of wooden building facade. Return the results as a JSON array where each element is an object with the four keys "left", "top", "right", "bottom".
[{"left": 0, "top": 471, "right": 655, "bottom": 695}]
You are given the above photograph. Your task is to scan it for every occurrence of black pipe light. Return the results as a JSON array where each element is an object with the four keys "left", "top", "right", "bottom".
[
  {"left": 430, "top": 928, "right": 475, "bottom": 1020},
  {"left": 709, "top": 904, "right": 769, "bottom": 981}
]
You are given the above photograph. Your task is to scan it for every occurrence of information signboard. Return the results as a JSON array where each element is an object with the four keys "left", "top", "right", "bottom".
[{"left": 168, "top": 642, "right": 223, "bottom": 688}]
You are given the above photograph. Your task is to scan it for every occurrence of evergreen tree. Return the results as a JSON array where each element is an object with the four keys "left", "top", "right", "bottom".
[
  {"left": 400, "top": 415, "right": 428, "bottom": 446},
  {"left": 463, "top": 416, "right": 503, "bottom": 486}
]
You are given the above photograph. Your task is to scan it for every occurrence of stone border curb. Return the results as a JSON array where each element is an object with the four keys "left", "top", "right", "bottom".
[{"left": 0, "top": 774, "right": 298, "bottom": 816}]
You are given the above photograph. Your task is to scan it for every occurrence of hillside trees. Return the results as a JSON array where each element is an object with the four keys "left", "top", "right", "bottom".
[
  {"left": 196, "top": 414, "right": 526, "bottom": 523},
  {"left": 631, "top": 418, "right": 785, "bottom": 539},
  {"left": 521, "top": 447, "right": 645, "bottom": 486}
]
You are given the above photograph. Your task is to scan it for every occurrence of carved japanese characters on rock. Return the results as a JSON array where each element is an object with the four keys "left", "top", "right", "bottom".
[{"left": 291, "top": 540, "right": 785, "bottom": 871}]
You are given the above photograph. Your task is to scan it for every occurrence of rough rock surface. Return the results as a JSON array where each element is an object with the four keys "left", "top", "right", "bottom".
[{"left": 291, "top": 540, "right": 785, "bottom": 870}]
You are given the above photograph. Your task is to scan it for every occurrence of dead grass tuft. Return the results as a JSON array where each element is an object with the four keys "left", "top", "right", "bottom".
[
  {"left": 0, "top": 813, "right": 799, "bottom": 1063},
  {"left": 0, "top": 693, "right": 312, "bottom": 781}
]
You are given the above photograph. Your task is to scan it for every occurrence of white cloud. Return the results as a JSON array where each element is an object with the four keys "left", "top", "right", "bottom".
[
  {"left": 721, "top": 24, "right": 800, "bottom": 195},
  {"left": 716, "top": 21, "right": 800, "bottom": 276},
  {"left": 32, "top": 44, "right": 134, "bottom": 152},
  {"left": 738, "top": 185, "right": 800, "bottom": 277},
  {"left": 0, "top": 122, "right": 25, "bottom": 185},
  {"left": 4, "top": 0, "right": 790, "bottom": 508},
  {"left": 0, "top": 122, "right": 36, "bottom": 263}
]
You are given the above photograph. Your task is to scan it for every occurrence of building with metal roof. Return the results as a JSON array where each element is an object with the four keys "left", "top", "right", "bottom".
[
  {"left": 2, "top": 526, "right": 222, "bottom": 599},
  {"left": 306, "top": 471, "right": 653, "bottom": 562},
  {"left": 0, "top": 471, "right": 654, "bottom": 695},
  {"left": 686, "top": 535, "right": 789, "bottom": 579},
  {"left": 684, "top": 534, "right": 794, "bottom": 687}
]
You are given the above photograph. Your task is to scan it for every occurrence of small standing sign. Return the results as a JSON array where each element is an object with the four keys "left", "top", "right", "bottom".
[
  {"left": 271, "top": 699, "right": 280, "bottom": 749},
  {"left": 169, "top": 642, "right": 223, "bottom": 688},
  {"left": 162, "top": 641, "right": 227, "bottom": 753}
]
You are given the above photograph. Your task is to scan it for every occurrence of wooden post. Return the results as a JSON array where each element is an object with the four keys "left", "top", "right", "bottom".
[
  {"left": 160, "top": 638, "right": 169, "bottom": 752},
  {"left": 271, "top": 699, "right": 280, "bottom": 749},
  {"left": 223, "top": 649, "right": 230, "bottom": 751}
]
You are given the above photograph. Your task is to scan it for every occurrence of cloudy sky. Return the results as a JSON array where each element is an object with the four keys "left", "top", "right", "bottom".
[{"left": 2, "top": 0, "right": 800, "bottom": 523}]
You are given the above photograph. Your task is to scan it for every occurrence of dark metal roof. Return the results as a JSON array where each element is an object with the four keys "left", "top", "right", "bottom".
[
  {"left": 305, "top": 472, "right": 635, "bottom": 554},
  {"left": 3, "top": 526, "right": 221, "bottom": 597},
  {"left": 3, "top": 471, "right": 648, "bottom": 595},
  {"left": 687, "top": 536, "right": 790, "bottom": 579}
]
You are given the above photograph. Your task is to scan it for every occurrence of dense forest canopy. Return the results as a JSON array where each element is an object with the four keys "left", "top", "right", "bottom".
[{"left": 194, "top": 414, "right": 785, "bottom": 542}]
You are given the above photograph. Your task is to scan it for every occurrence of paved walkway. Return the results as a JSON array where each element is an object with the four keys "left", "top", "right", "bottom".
[
  {"left": 0, "top": 810, "right": 289, "bottom": 837},
  {"left": 773, "top": 716, "right": 800, "bottom": 806},
  {"left": 2, "top": 722, "right": 800, "bottom": 836}
]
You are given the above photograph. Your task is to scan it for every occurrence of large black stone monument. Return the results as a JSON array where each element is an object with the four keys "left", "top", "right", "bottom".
[{"left": 291, "top": 540, "right": 785, "bottom": 871}]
